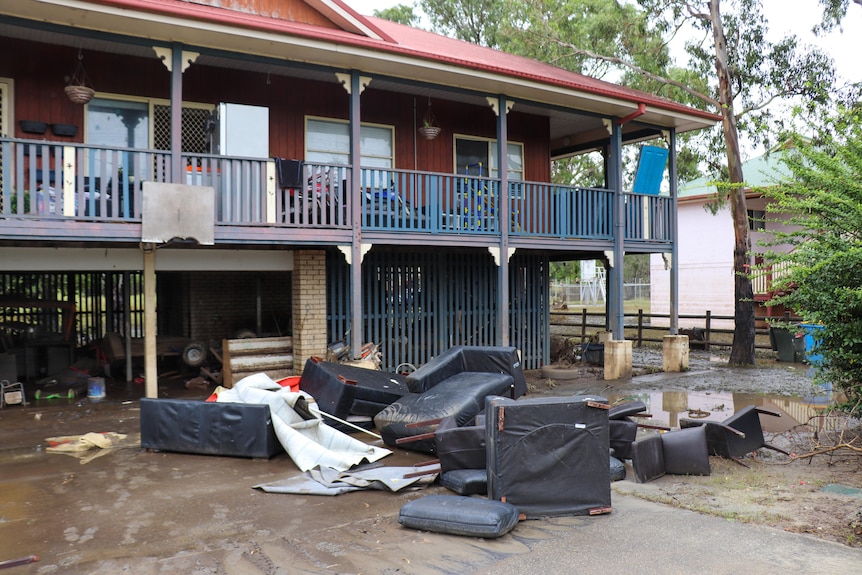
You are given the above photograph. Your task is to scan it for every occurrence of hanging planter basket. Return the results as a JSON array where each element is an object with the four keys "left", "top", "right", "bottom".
[
  {"left": 65, "top": 85, "right": 95, "bottom": 104},
  {"left": 418, "top": 125, "right": 441, "bottom": 140},
  {"left": 65, "top": 53, "right": 94, "bottom": 104},
  {"left": 418, "top": 100, "right": 440, "bottom": 140}
]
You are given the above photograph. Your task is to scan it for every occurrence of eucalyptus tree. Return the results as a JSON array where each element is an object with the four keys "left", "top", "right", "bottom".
[{"left": 523, "top": 0, "right": 836, "bottom": 364}]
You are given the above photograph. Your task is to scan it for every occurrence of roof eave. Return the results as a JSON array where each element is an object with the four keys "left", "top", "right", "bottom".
[{"left": 3, "top": 0, "right": 719, "bottom": 132}]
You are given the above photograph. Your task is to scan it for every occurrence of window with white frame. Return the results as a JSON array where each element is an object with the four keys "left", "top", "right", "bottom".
[
  {"left": 0, "top": 79, "right": 12, "bottom": 199},
  {"left": 0, "top": 78, "right": 12, "bottom": 138},
  {"left": 305, "top": 117, "right": 394, "bottom": 168},
  {"left": 87, "top": 97, "right": 150, "bottom": 149},
  {"left": 85, "top": 95, "right": 211, "bottom": 152},
  {"left": 455, "top": 136, "right": 524, "bottom": 180}
]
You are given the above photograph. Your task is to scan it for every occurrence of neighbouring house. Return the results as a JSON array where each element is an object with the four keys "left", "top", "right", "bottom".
[
  {"left": 0, "top": 0, "right": 717, "bottom": 393},
  {"left": 650, "top": 148, "right": 794, "bottom": 330}
]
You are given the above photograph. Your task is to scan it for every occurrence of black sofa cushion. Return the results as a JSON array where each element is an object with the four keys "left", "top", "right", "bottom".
[
  {"left": 374, "top": 372, "right": 513, "bottom": 452},
  {"left": 406, "top": 346, "right": 527, "bottom": 398},
  {"left": 398, "top": 494, "right": 519, "bottom": 538}
]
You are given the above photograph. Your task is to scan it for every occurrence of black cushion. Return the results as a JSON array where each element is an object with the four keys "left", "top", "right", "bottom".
[
  {"left": 374, "top": 372, "right": 513, "bottom": 452},
  {"left": 398, "top": 495, "right": 519, "bottom": 538},
  {"left": 440, "top": 469, "right": 487, "bottom": 495},
  {"left": 662, "top": 426, "right": 710, "bottom": 476},
  {"left": 609, "top": 418, "right": 638, "bottom": 460},
  {"left": 631, "top": 433, "right": 665, "bottom": 483},
  {"left": 435, "top": 414, "right": 486, "bottom": 473}
]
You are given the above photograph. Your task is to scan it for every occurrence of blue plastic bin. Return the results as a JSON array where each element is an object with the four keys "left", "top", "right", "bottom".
[{"left": 800, "top": 323, "right": 824, "bottom": 366}]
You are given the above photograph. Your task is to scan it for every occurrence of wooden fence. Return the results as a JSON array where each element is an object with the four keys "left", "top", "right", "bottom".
[{"left": 550, "top": 309, "right": 803, "bottom": 351}]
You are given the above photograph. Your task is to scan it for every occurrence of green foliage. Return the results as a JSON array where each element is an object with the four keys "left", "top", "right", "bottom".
[
  {"left": 815, "top": 0, "right": 862, "bottom": 33},
  {"left": 550, "top": 260, "right": 580, "bottom": 283},
  {"left": 419, "top": 0, "right": 508, "bottom": 46},
  {"left": 373, "top": 4, "right": 422, "bottom": 27},
  {"left": 499, "top": 0, "right": 670, "bottom": 78},
  {"left": 757, "top": 108, "right": 862, "bottom": 410},
  {"left": 552, "top": 155, "right": 604, "bottom": 188},
  {"left": 636, "top": 0, "right": 837, "bottom": 171}
]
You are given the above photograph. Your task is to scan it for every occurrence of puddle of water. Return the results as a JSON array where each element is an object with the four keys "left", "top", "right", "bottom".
[
  {"left": 606, "top": 389, "right": 842, "bottom": 431},
  {"left": 821, "top": 484, "right": 862, "bottom": 497}
]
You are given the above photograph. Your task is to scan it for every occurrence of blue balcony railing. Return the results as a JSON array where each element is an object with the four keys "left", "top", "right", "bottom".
[{"left": 1, "top": 138, "right": 672, "bottom": 244}]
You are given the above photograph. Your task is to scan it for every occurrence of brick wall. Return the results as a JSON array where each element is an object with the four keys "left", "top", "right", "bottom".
[
  {"left": 291, "top": 250, "right": 327, "bottom": 373},
  {"left": 186, "top": 271, "right": 292, "bottom": 343}
]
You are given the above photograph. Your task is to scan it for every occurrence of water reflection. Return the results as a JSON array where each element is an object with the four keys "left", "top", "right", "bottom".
[{"left": 607, "top": 387, "right": 842, "bottom": 432}]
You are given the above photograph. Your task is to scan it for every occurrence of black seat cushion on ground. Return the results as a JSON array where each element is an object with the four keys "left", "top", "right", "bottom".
[
  {"left": 439, "top": 468, "right": 487, "bottom": 496},
  {"left": 374, "top": 372, "right": 513, "bottom": 453},
  {"left": 405, "top": 345, "right": 527, "bottom": 398},
  {"left": 398, "top": 494, "right": 520, "bottom": 538}
]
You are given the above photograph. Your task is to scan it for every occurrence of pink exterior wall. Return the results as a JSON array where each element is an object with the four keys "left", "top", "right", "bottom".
[
  {"left": 651, "top": 199, "right": 735, "bottom": 329},
  {"left": 651, "top": 194, "right": 798, "bottom": 329}
]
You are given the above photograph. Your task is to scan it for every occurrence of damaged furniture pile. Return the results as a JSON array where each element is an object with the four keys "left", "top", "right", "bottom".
[{"left": 139, "top": 344, "right": 790, "bottom": 539}]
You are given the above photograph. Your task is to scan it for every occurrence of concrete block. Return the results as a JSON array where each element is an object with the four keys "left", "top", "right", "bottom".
[
  {"left": 663, "top": 335, "right": 690, "bottom": 372},
  {"left": 604, "top": 340, "right": 632, "bottom": 380}
]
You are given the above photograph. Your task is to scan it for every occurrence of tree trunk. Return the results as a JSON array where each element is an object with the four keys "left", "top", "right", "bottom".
[{"left": 709, "top": 0, "right": 756, "bottom": 365}]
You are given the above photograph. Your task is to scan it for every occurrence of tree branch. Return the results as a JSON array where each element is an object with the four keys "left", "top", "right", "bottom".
[
  {"left": 685, "top": 1, "right": 711, "bottom": 21},
  {"left": 738, "top": 93, "right": 782, "bottom": 116},
  {"left": 547, "top": 38, "right": 720, "bottom": 109}
]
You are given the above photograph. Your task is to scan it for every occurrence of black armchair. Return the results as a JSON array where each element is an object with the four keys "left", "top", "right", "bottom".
[{"left": 680, "top": 405, "right": 790, "bottom": 466}]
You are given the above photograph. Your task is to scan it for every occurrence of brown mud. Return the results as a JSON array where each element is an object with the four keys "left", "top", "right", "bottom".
[{"left": 0, "top": 349, "right": 860, "bottom": 574}]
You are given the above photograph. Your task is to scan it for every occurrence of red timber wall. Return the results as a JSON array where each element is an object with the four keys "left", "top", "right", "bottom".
[{"left": 1, "top": 37, "right": 551, "bottom": 183}]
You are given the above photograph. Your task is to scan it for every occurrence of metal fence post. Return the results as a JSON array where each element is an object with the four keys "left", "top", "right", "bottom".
[
  {"left": 581, "top": 308, "right": 587, "bottom": 344},
  {"left": 637, "top": 309, "right": 644, "bottom": 347},
  {"left": 705, "top": 310, "right": 712, "bottom": 352}
]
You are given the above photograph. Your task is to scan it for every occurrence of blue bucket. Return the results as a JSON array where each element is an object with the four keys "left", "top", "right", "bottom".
[
  {"left": 87, "top": 377, "right": 106, "bottom": 401},
  {"left": 800, "top": 324, "right": 824, "bottom": 366}
]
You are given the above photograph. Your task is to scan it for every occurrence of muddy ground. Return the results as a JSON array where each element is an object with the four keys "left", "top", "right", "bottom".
[
  {"left": 538, "top": 348, "right": 862, "bottom": 547},
  {"left": 1, "top": 348, "right": 861, "bottom": 574}
]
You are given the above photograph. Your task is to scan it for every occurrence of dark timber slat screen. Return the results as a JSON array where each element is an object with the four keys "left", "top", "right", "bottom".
[
  {"left": 326, "top": 250, "right": 547, "bottom": 372},
  {"left": 0, "top": 272, "right": 146, "bottom": 348}
]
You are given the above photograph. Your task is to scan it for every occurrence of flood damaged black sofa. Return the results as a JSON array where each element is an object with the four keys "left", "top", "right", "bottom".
[
  {"left": 373, "top": 346, "right": 526, "bottom": 452},
  {"left": 140, "top": 398, "right": 283, "bottom": 459}
]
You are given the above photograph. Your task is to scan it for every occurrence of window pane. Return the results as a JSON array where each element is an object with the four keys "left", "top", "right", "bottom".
[
  {"left": 489, "top": 141, "right": 523, "bottom": 180},
  {"left": 86, "top": 98, "right": 149, "bottom": 149},
  {"left": 360, "top": 125, "right": 392, "bottom": 161},
  {"left": 307, "top": 119, "right": 350, "bottom": 164},
  {"left": 306, "top": 119, "right": 392, "bottom": 168},
  {"left": 456, "top": 138, "right": 489, "bottom": 175},
  {"left": 507, "top": 143, "right": 523, "bottom": 180}
]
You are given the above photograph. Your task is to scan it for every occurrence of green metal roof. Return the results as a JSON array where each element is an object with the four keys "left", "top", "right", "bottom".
[{"left": 679, "top": 148, "right": 791, "bottom": 198}]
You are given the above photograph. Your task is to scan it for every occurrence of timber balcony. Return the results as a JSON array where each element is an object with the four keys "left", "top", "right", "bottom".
[{"left": 0, "top": 138, "right": 674, "bottom": 250}]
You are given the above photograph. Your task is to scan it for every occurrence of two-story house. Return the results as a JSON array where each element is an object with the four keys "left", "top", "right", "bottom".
[{"left": 0, "top": 0, "right": 718, "bottom": 395}]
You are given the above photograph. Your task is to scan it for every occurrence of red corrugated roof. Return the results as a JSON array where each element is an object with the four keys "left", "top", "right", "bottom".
[{"left": 86, "top": 0, "right": 718, "bottom": 123}]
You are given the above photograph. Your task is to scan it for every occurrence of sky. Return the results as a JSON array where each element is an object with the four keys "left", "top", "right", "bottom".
[{"left": 348, "top": 0, "right": 861, "bottom": 84}]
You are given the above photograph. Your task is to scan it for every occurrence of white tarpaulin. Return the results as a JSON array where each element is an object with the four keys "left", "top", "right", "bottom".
[
  {"left": 254, "top": 465, "right": 437, "bottom": 496},
  {"left": 215, "top": 373, "right": 391, "bottom": 472}
]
